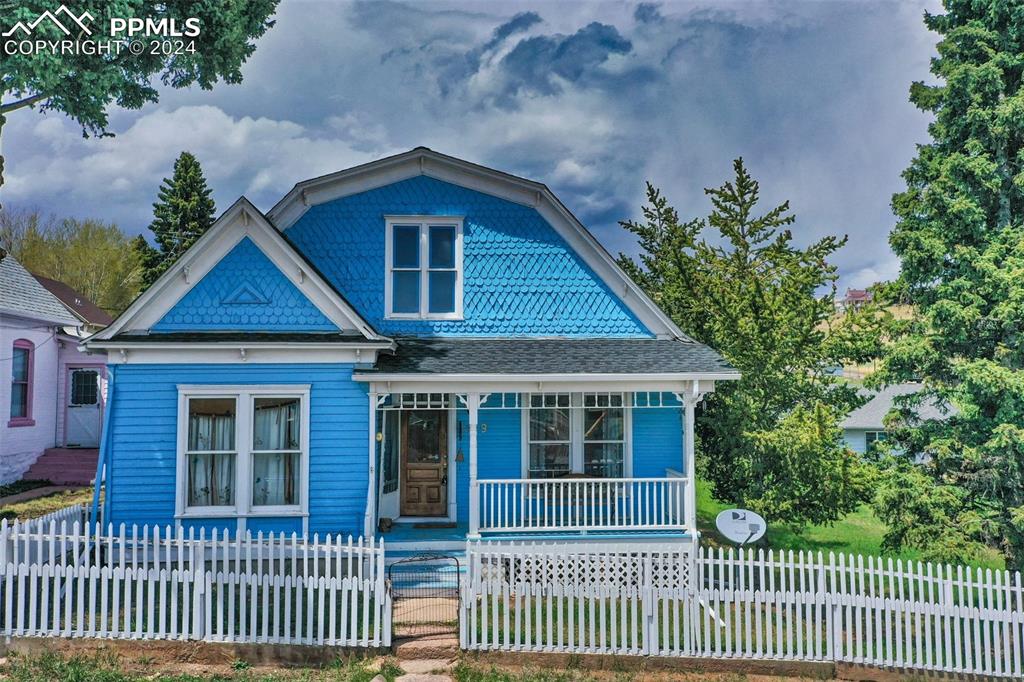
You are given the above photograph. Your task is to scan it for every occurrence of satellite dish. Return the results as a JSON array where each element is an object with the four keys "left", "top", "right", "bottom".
[{"left": 715, "top": 509, "right": 767, "bottom": 545}]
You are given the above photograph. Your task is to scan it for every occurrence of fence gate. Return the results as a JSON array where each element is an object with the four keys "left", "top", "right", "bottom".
[{"left": 388, "top": 554, "right": 461, "bottom": 638}]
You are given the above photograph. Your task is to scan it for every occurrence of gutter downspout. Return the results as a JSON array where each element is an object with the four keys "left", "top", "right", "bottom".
[{"left": 91, "top": 364, "right": 114, "bottom": 527}]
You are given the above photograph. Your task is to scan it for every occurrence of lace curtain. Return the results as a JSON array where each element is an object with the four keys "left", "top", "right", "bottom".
[{"left": 252, "top": 400, "right": 299, "bottom": 506}]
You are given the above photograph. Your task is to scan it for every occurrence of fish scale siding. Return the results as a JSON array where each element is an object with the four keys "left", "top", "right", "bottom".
[
  {"left": 107, "top": 363, "right": 368, "bottom": 536},
  {"left": 286, "top": 175, "right": 651, "bottom": 337},
  {"left": 153, "top": 237, "right": 338, "bottom": 331}
]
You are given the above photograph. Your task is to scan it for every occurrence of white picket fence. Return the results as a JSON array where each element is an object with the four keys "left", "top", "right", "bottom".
[
  {"left": 0, "top": 515, "right": 390, "bottom": 648},
  {"left": 462, "top": 541, "right": 1024, "bottom": 678}
]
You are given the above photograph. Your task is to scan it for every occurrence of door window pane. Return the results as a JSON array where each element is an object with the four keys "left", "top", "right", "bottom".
[
  {"left": 392, "top": 272, "right": 420, "bottom": 313},
  {"left": 428, "top": 271, "right": 456, "bottom": 313},
  {"left": 71, "top": 370, "right": 99, "bottom": 406},
  {"left": 406, "top": 410, "right": 445, "bottom": 463},
  {"left": 393, "top": 225, "right": 420, "bottom": 268},
  {"left": 429, "top": 226, "right": 455, "bottom": 268},
  {"left": 252, "top": 452, "right": 299, "bottom": 506}
]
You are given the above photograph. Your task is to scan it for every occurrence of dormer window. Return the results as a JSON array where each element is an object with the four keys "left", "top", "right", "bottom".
[{"left": 385, "top": 217, "right": 463, "bottom": 319}]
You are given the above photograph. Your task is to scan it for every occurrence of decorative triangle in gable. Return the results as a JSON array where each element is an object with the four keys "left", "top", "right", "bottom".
[{"left": 221, "top": 282, "right": 270, "bottom": 306}]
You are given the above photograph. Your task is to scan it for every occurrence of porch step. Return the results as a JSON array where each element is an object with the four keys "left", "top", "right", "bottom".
[{"left": 22, "top": 448, "right": 98, "bottom": 485}]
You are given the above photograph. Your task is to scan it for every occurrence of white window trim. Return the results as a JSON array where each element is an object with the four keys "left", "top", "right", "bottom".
[
  {"left": 384, "top": 216, "right": 464, "bottom": 320},
  {"left": 520, "top": 392, "right": 633, "bottom": 478},
  {"left": 175, "top": 385, "right": 311, "bottom": 521}
]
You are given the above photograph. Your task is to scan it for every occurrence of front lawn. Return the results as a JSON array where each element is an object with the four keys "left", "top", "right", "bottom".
[
  {"left": 695, "top": 478, "right": 1005, "bottom": 569},
  {"left": 0, "top": 487, "right": 94, "bottom": 522}
]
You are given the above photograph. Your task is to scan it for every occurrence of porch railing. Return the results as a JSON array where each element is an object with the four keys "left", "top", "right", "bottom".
[{"left": 475, "top": 477, "right": 689, "bottom": 534}]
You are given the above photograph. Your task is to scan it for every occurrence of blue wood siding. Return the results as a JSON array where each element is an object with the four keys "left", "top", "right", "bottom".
[
  {"left": 153, "top": 237, "right": 338, "bottom": 332},
  {"left": 286, "top": 176, "right": 650, "bottom": 337},
  {"left": 456, "top": 407, "right": 523, "bottom": 524},
  {"left": 631, "top": 407, "right": 684, "bottom": 477},
  {"left": 106, "top": 363, "right": 367, "bottom": 536}
]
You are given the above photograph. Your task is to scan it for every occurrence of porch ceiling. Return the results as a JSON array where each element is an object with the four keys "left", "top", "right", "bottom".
[{"left": 356, "top": 337, "right": 738, "bottom": 377}]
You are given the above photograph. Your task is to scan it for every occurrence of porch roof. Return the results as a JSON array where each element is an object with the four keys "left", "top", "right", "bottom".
[{"left": 359, "top": 337, "right": 738, "bottom": 377}]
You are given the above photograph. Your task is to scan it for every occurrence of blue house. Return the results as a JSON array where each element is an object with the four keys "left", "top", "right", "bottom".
[{"left": 85, "top": 149, "right": 737, "bottom": 551}]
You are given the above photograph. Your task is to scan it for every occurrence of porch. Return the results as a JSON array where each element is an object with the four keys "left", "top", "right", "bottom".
[{"left": 359, "top": 386, "right": 709, "bottom": 545}]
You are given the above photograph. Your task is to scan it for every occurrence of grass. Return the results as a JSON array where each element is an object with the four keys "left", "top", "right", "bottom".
[
  {"left": 695, "top": 478, "right": 1005, "bottom": 569},
  {"left": 0, "top": 651, "right": 404, "bottom": 681},
  {"left": 0, "top": 486, "right": 94, "bottom": 522},
  {"left": 0, "top": 479, "right": 53, "bottom": 499}
]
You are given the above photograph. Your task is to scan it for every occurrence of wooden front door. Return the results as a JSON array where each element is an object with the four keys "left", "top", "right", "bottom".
[{"left": 400, "top": 410, "right": 448, "bottom": 517}]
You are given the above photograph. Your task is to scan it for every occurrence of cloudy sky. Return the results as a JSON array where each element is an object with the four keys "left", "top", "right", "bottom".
[{"left": 2, "top": 0, "right": 940, "bottom": 290}]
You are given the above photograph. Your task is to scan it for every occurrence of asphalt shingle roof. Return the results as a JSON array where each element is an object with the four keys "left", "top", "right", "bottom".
[
  {"left": 0, "top": 252, "right": 79, "bottom": 326},
  {"left": 842, "top": 382, "right": 954, "bottom": 430},
  {"left": 367, "top": 337, "right": 737, "bottom": 375},
  {"left": 33, "top": 274, "right": 113, "bottom": 326}
]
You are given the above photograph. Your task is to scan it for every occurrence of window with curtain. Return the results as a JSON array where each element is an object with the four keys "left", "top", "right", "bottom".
[
  {"left": 9, "top": 339, "right": 33, "bottom": 422},
  {"left": 528, "top": 393, "right": 572, "bottom": 478},
  {"left": 186, "top": 397, "right": 236, "bottom": 507},
  {"left": 583, "top": 394, "right": 625, "bottom": 477},
  {"left": 252, "top": 397, "right": 301, "bottom": 507},
  {"left": 386, "top": 218, "right": 463, "bottom": 319},
  {"left": 525, "top": 393, "right": 630, "bottom": 479}
]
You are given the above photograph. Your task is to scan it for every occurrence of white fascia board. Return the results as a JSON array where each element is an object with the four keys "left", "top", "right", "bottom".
[
  {"left": 101, "top": 344, "right": 389, "bottom": 365},
  {"left": 90, "top": 198, "right": 383, "bottom": 343},
  {"left": 266, "top": 149, "right": 685, "bottom": 339},
  {"left": 352, "top": 373, "right": 733, "bottom": 394}
]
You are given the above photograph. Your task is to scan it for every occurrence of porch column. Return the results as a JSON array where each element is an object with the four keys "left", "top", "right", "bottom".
[
  {"left": 467, "top": 392, "right": 481, "bottom": 539},
  {"left": 683, "top": 383, "right": 698, "bottom": 537},
  {"left": 364, "top": 391, "right": 378, "bottom": 539}
]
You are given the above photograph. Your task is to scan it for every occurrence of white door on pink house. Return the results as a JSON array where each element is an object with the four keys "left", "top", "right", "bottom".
[{"left": 66, "top": 368, "right": 101, "bottom": 447}]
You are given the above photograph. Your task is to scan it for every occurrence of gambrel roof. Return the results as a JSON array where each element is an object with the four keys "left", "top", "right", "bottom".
[{"left": 268, "top": 147, "right": 688, "bottom": 340}]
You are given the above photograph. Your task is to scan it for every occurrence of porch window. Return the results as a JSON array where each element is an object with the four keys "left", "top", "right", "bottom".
[
  {"left": 528, "top": 394, "right": 572, "bottom": 478},
  {"left": 525, "top": 393, "right": 630, "bottom": 478},
  {"left": 583, "top": 394, "right": 625, "bottom": 477},
  {"left": 178, "top": 386, "right": 309, "bottom": 518},
  {"left": 9, "top": 339, "right": 34, "bottom": 425},
  {"left": 385, "top": 217, "right": 463, "bottom": 319}
]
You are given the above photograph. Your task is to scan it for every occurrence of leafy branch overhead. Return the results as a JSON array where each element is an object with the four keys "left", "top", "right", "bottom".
[
  {"left": 620, "top": 158, "right": 881, "bottom": 528},
  {"left": 0, "top": 0, "right": 279, "bottom": 186}
]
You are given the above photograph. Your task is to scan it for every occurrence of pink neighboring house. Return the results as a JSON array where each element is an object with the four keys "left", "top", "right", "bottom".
[{"left": 0, "top": 250, "right": 109, "bottom": 484}]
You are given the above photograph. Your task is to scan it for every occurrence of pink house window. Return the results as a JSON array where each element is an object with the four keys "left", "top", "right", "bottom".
[{"left": 9, "top": 339, "right": 35, "bottom": 427}]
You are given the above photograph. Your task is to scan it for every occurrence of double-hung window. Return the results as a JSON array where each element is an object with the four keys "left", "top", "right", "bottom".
[
  {"left": 178, "top": 386, "right": 309, "bottom": 517},
  {"left": 385, "top": 217, "right": 463, "bottom": 319},
  {"left": 525, "top": 393, "right": 629, "bottom": 479},
  {"left": 9, "top": 339, "right": 34, "bottom": 426}
]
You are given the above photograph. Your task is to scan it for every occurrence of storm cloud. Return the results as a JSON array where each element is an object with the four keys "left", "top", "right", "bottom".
[{"left": 0, "top": 1, "right": 940, "bottom": 290}]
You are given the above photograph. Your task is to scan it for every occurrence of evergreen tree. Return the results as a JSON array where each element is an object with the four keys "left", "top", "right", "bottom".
[
  {"left": 620, "top": 159, "right": 879, "bottom": 528},
  {"left": 874, "top": 0, "right": 1024, "bottom": 568},
  {"left": 141, "top": 152, "right": 216, "bottom": 287}
]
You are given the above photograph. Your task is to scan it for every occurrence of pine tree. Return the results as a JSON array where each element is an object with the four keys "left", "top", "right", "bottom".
[
  {"left": 875, "top": 0, "right": 1024, "bottom": 568},
  {"left": 620, "top": 159, "right": 879, "bottom": 528},
  {"left": 140, "top": 152, "right": 216, "bottom": 287}
]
